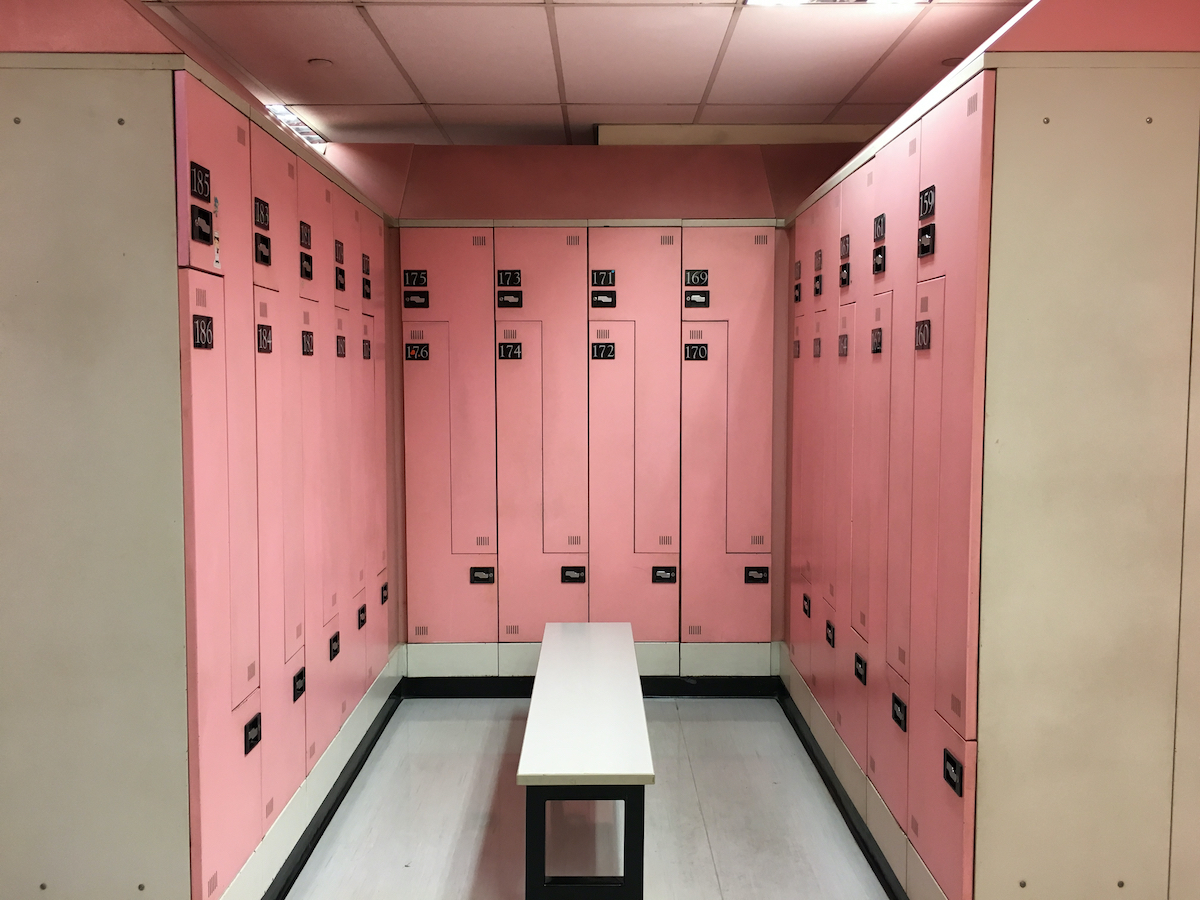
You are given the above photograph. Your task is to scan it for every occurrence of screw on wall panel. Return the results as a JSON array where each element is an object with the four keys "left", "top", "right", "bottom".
[
  {"left": 1118, "top": 881, "right": 1125, "bottom": 888},
  {"left": 1146, "top": 118, "right": 1153, "bottom": 124},
  {"left": 1042, "top": 118, "right": 1050, "bottom": 124},
  {"left": 1019, "top": 881, "right": 1026, "bottom": 888},
  {"left": 139, "top": 885, "right": 145, "bottom": 891},
  {"left": 118, "top": 118, "right": 125, "bottom": 125},
  {"left": 13, "top": 117, "right": 20, "bottom": 124},
  {"left": 40, "top": 884, "right": 46, "bottom": 890}
]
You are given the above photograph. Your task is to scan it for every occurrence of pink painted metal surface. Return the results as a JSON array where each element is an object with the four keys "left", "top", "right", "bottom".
[
  {"left": 361, "top": 214, "right": 388, "bottom": 579},
  {"left": 788, "top": 306, "right": 813, "bottom": 682},
  {"left": 921, "top": 73, "right": 994, "bottom": 745},
  {"left": 297, "top": 162, "right": 334, "bottom": 304},
  {"left": 333, "top": 300, "right": 362, "bottom": 698},
  {"left": 812, "top": 596, "right": 837, "bottom": 718},
  {"left": 361, "top": 316, "right": 390, "bottom": 683},
  {"left": 366, "top": 568, "right": 390, "bottom": 687},
  {"left": 307, "top": 613, "right": 343, "bottom": 772},
  {"left": 832, "top": 301, "right": 855, "bottom": 619},
  {"left": 3, "top": 0, "right": 180, "bottom": 53},
  {"left": 989, "top": 0, "right": 1200, "bottom": 53},
  {"left": 493, "top": 228, "right": 588, "bottom": 642},
  {"left": 280, "top": 288, "right": 306, "bottom": 669},
  {"left": 856, "top": 288, "right": 891, "bottom": 650},
  {"left": 249, "top": 125, "right": 296, "bottom": 293},
  {"left": 834, "top": 619, "right": 869, "bottom": 769},
  {"left": 870, "top": 662, "right": 910, "bottom": 831},
  {"left": 178, "top": 268, "right": 262, "bottom": 900},
  {"left": 807, "top": 303, "right": 833, "bottom": 696},
  {"left": 815, "top": 191, "right": 840, "bottom": 645},
  {"left": 680, "top": 227, "right": 773, "bottom": 642},
  {"left": 587, "top": 228, "right": 680, "bottom": 641}
]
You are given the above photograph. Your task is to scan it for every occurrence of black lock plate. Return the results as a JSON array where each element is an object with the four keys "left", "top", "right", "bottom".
[
  {"left": 362, "top": 278, "right": 371, "bottom": 300},
  {"left": 497, "top": 269, "right": 521, "bottom": 286},
  {"left": 813, "top": 274, "right": 822, "bottom": 296},
  {"left": 871, "top": 328, "right": 883, "bottom": 354},
  {"left": 684, "top": 290, "right": 710, "bottom": 308},
  {"left": 793, "top": 284, "right": 801, "bottom": 304},
  {"left": 470, "top": 567, "right": 495, "bottom": 584},
  {"left": 403, "top": 291, "right": 430, "bottom": 308},
  {"left": 329, "top": 631, "right": 340, "bottom": 660},
  {"left": 825, "top": 621, "right": 835, "bottom": 648},
  {"left": 838, "top": 334, "right": 849, "bottom": 357},
  {"left": 404, "top": 269, "right": 428, "bottom": 287},
  {"left": 854, "top": 653, "right": 867, "bottom": 685},
  {"left": 293, "top": 667, "right": 306, "bottom": 702},
  {"left": 301, "top": 330, "right": 314, "bottom": 356},
  {"left": 793, "top": 340, "right": 801, "bottom": 359},
  {"left": 255, "top": 233, "right": 272, "bottom": 266},
  {"left": 915, "top": 319, "right": 932, "bottom": 352},
  {"left": 381, "top": 581, "right": 388, "bottom": 605},
  {"left": 802, "top": 593, "right": 811, "bottom": 617},
  {"left": 189, "top": 161, "right": 211, "bottom": 202},
  {"left": 335, "top": 267, "right": 346, "bottom": 292},
  {"left": 497, "top": 290, "right": 523, "bottom": 308},
  {"left": 917, "top": 223, "right": 936, "bottom": 258},
  {"left": 652, "top": 566, "right": 677, "bottom": 584},
  {"left": 591, "top": 290, "right": 616, "bottom": 308},
  {"left": 873, "top": 245, "right": 886, "bottom": 275},
  {"left": 744, "top": 567, "right": 769, "bottom": 584},
  {"left": 244, "top": 713, "right": 262, "bottom": 755},
  {"left": 336, "top": 335, "right": 346, "bottom": 358},
  {"left": 357, "top": 604, "right": 367, "bottom": 630},
  {"left": 840, "top": 234, "right": 850, "bottom": 260},
  {"left": 892, "top": 693, "right": 908, "bottom": 732},
  {"left": 839, "top": 263, "right": 850, "bottom": 288},
  {"left": 813, "top": 337, "right": 821, "bottom": 358},
  {"left": 190, "top": 205, "right": 213, "bottom": 245},
  {"left": 254, "top": 197, "right": 270, "bottom": 230},
  {"left": 363, "top": 339, "right": 371, "bottom": 360},
  {"left": 300, "top": 252, "right": 313, "bottom": 280},
  {"left": 943, "top": 749, "right": 964, "bottom": 797},
  {"left": 193, "top": 315, "right": 214, "bottom": 350},
  {"left": 561, "top": 566, "right": 587, "bottom": 584},
  {"left": 257, "top": 323, "right": 273, "bottom": 354}
]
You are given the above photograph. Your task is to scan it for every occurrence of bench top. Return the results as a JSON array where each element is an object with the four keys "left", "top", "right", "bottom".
[{"left": 516, "top": 622, "right": 655, "bottom": 786}]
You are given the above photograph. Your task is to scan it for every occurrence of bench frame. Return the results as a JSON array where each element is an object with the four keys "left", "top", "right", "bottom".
[{"left": 524, "top": 783, "right": 645, "bottom": 900}]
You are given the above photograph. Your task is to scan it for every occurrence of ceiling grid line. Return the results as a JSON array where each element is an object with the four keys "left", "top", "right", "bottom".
[
  {"left": 821, "top": 1, "right": 933, "bottom": 125},
  {"left": 355, "top": 1, "right": 455, "bottom": 144},
  {"left": 692, "top": 4, "right": 742, "bottom": 126},
  {"left": 543, "top": 0, "right": 574, "bottom": 145}
]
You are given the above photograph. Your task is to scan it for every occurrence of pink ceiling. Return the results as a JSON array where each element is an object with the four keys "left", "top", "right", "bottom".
[{"left": 137, "top": 0, "right": 1033, "bottom": 144}]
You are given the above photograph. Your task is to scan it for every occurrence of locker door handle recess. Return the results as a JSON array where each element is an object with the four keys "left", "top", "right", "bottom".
[
  {"left": 652, "top": 567, "right": 677, "bottom": 584},
  {"left": 825, "top": 621, "right": 835, "bottom": 648},
  {"left": 244, "top": 713, "right": 262, "bottom": 755},
  {"left": 943, "top": 749, "right": 964, "bottom": 797},
  {"left": 561, "top": 566, "right": 586, "bottom": 584},
  {"left": 470, "top": 567, "right": 495, "bottom": 584},
  {"left": 891, "top": 694, "right": 907, "bottom": 732},
  {"left": 744, "top": 567, "right": 768, "bottom": 584},
  {"left": 802, "top": 594, "right": 811, "bottom": 618},
  {"left": 293, "top": 668, "right": 306, "bottom": 702}
]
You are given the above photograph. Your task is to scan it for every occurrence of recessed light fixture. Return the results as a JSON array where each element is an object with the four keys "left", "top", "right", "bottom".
[
  {"left": 266, "top": 104, "right": 326, "bottom": 146},
  {"left": 744, "top": 0, "right": 929, "bottom": 6},
  {"left": 307, "top": 58, "right": 334, "bottom": 68},
  {"left": 942, "top": 57, "right": 965, "bottom": 67}
]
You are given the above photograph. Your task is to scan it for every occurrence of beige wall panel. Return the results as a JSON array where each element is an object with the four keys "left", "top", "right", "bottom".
[
  {"left": 976, "top": 66, "right": 1200, "bottom": 899},
  {"left": 866, "top": 780, "right": 908, "bottom": 891},
  {"left": 1171, "top": 162, "right": 1200, "bottom": 900},
  {"left": 0, "top": 69, "right": 190, "bottom": 896}
]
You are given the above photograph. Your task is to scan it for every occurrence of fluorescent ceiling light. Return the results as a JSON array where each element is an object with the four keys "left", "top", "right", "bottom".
[
  {"left": 744, "top": 0, "right": 929, "bottom": 6},
  {"left": 266, "top": 104, "right": 326, "bottom": 146}
]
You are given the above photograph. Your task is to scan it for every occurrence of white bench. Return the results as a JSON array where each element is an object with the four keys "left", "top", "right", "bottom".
[{"left": 517, "top": 622, "right": 654, "bottom": 899}]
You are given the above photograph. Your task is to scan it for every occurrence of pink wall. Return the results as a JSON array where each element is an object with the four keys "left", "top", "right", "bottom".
[
  {"left": 2, "top": 0, "right": 178, "bottom": 53},
  {"left": 990, "top": 0, "right": 1200, "bottom": 52}
]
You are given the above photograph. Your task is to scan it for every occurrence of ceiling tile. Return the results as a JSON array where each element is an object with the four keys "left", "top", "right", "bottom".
[
  {"left": 176, "top": 3, "right": 418, "bottom": 104},
  {"left": 828, "top": 102, "right": 910, "bottom": 125},
  {"left": 368, "top": 6, "right": 559, "bottom": 104},
  {"left": 570, "top": 105, "right": 699, "bottom": 126},
  {"left": 290, "top": 103, "right": 441, "bottom": 143},
  {"left": 852, "top": 3, "right": 1025, "bottom": 104},
  {"left": 699, "top": 104, "right": 835, "bottom": 125},
  {"left": 556, "top": 7, "right": 733, "bottom": 104},
  {"left": 709, "top": 5, "right": 925, "bottom": 106}
]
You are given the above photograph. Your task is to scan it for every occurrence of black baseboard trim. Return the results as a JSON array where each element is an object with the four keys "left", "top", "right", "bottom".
[
  {"left": 777, "top": 692, "right": 908, "bottom": 900},
  {"left": 263, "top": 680, "right": 404, "bottom": 900},
  {"left": 641, "top": 675, "right": 782, "bottom": 698}
]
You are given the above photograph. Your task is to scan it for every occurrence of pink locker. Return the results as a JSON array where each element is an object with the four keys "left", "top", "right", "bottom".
[
  {"left": 357, "top": 313, "right": 387, "bottom": 686},
  {"left": 361, "top": 213, "right": 388, "bottom": 581},
  {"left": 680, "top": 228, "right": 773, "bottom": 643},
  {"left": 813, "top": 189, "right": 839, "bottom": 633},
  {"left": 249, "top": 125, "right": 296, "bottom": 293},
  {"left": 921, "top": 74, "right": 994, "bottom": 743},
  {"left": 297, "top": 162, "right": 333, "bottom": 304},
  {"left": 178, "top": 268, "right": 262, "bottom": 900},
  {"left": 876, "top": 122, "right": 922, "bottom": 685},
  {"left": 813, "top": 597, "right": 837, "bottom": 717},
  {"left": 494, "top": 228, "right": 589, "bottom": 642},
  {"left": 834, "top": 621, "right": 869, "bottom": 769},
  {"left": 174, "top": 71, "right": 259, "bottom": 711},
  {"left": 870, "top": 662, "right": 910, "bottom": 831},
  {"left": 332, "top": 300, "right": 361, "bottom": 713},
  {"left": 588, "top": 228, "right": 681, "bottom": 641},
  {"left": 806, "top": 302, "right": 833, "bottom": 698},
  {"left": 788, "top": 310, "right": 813, "bottom": 682},
  {"left": 401, "top": 229, "right": 497, "bottom": 643}
]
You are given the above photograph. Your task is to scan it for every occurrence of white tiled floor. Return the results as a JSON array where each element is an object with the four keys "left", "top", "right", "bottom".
[{"left": 287, "top": 698, "right": 889, "bottom": 900}]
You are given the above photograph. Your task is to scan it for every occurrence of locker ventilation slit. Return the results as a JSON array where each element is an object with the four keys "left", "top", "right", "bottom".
[
  {"left": 860, "top": 612, "right": 866, "bottom": 625},
  {"left": 208, "top": 873, "right": 218, "bottom": 896},
  {"left": 237, "top": 127, "right": 246, "bottom": 145},
  {"left": 875, "top": 308, "right": 881, "bottom": 322},
  {"left": 567, "top": 235, "right": 580, "bottom": 246},
  {"left": 195, "top": 288, "right": 206, "bottom": 308},
  {"left": 410, "top": 329, "right": 424, "bottom": 340},
  {"left": 414, "top": 626, "right": 429, "bottom": 636},
  {"left": 341, "top": 701, "right": 346, "bottom": 714},
  {"left": 259, "top": 302, "right": 268, "bottom": 317},
  {"left": 506, "top": 625, "right": 520, "bottom": 635},
  {"left": 338, "top": 318, "right": 343, "bottom": 330},
  {"left": 951, "top": 695, "right": 962, "bottom": 717},
  {"left": 247, "top": 662, "right": 255, "bottom": 680},
  {"left": 473, "top": 235, "right": 487, "bottom": 246},
  {"left": 690, "top": 330, "right": 703, "bottom": 339},
  {"left": 909, "top": 139, "right": 917, "bottom": 156},
  {"left": 867, "top": 173, "right": 873, "bottom": 187},
  {"left": 476, "top": 536, "right": 490, "bottom": 547},
  {"left": 265, "top": 798, "right": 274, "bottom": 817},
  {"left": 898, "top": 647, "right": 906, "bottom": 664},
  {"left": 688, "top": 625, "right": 702, "bottom": 635},
  {"left": 503, "top": 329, "right": 518, "bottom": 339},
  {"left": 658, "top": 536, "right": 672, "bottom": 546},
  {"left": 660, "top": 235, "right": 674, "bottom": 245},
  {"left": 596, "top": 329, "right": 610, "bottom": 340},
  {"left": 921, "top": 296, "right": 929, "bottom": 313},
  {"left": 303, "top": 311, "right": 310, "bottom": 325},
  {"left": 567, "top": 535, "right": 582, "bottom": 546},
  {"left": 287, "top": 163, "right": 294, "bottom": 179},
  {"left": 325, "top": 189, "right": 331, "bottom": 203},
  {"left": 309, "top": 742, "right": 315, "bottom": 758},
  {"left": 751, "top": 535, "right": 765, "bottom": 545},
  {"left": 754, "top": 234, "right": 769, "bottom": 245},
  {"left": 967, "top": 93, "right": 979, "bottom": 116},
  {"left": 911, "top": 816, "right": 919, "bottom": 837}
]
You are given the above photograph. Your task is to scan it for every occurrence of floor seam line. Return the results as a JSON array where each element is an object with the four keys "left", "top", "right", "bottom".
[{"left": 676, "top": 699, "right": 726, "bottom": 900}]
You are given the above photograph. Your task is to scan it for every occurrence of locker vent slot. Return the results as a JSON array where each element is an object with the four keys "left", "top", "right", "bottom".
[
  {"left": 288, "top": 163, "right": 294, "bottom": 179},
  {"left": 303, "top": 311, "right": 310, "bottom": 325},
  {"left": 208, "top": 872, "right": 218, "bottom": 896},
  {"left": 296, "top": 623, "right": 302, "bottom": 638},
  {"left": 690, "top": 330, "right": 703, "bottom": 339},
  {"left": 951, "top": 694, "right": 962, "bottom": 717},
  {"left": 410, "top": 329, "right": 424, "bottom": 339},
  {"left": 506, "top": 625, "right": 519, "bottom": 635},
  {"left": 909, "top": 139, "right": 917, "bottom": 156},
  {"left": 247, "top": 662, "right": 255, "bottom": 680},
  {"left": 595, "top": 329, "right": 610, "bottom": 339},
  {"left": 898, "top": 646, "right": 906, "bottom": 664},
  {"left": 364, "top": 325, "right": 368, "bottom": 336},
  {"left": 337, "top": 318, "right": 343, "bottom": 330},
  {"left": 325, "top": 189, "right": 331, "bottom": 202},
  {"left": 342, "top": 700, "right": 347, "bottom": 714},
  {"left": 867, "top": 172, "right": 873, "bottom": 187},
  {"left": 837, "top": 711, "right": 842, "bottom": 725},
  {"left": 195, "top": 288, "right": 207, "bottom": 308},
  {"left": 476, "top": 536, "right": 490, "bottom": 546},
  {"left": 688, "top": 625, "right": 701, "bottom": 635},
  {"left": 920, "top": 296, "right": 928, "bottom": 313},
  {"left": 841, "top": 316, "right": 846, "bottom": 329},
  {"left": 751, "top": 535, "right": 765, "bottom": 545},
  {"left": 660, "top": 235, "right": 674, "bottom": 245},
  {"left": 967, "top": 93, "right": 979, "bottom": 116},
  {"left": 265, "top": 798, "right": 274, "bottom": 817},
  {"left": 473, "top": 235, "right": 488, "bottom": 246},
  {"left": 237, "top": 126, "right": 246, "bottom": 145},
  {"left": 910, "top": 816, "right": 919, "bottom": 837},
  {"left": 860, "top": 611, "right": 866, "bottom": 626},
  {"left": 875, "top": 307, "right": 881, "bottom": 322},
  {"left": 354, "top": 210, "right": 359, "bottom": 222},
  {"left": 754, "top": 234, "right": 769, "bottom": 245},
  {"left": 568, "top": 535, "right": 582, "bottom": 545},
  {"left": 567, "top": 235, "right": 580, "bottom": 246},
  {"left": 309, "top": 742, "right": 316, "bottom": 758},
  {"left": 332, "top": 592, "right": 337, "bottom": 606},
  {"left": 658, "top": 535, "right": 672, "bottom": 546},
  {"left": 259, "top": 302, "right": 268, "bottom": 318},
  {"left": 415, "top": 626, "right": 429, "bottom": 636},
  {"left": 503, "top": 329, "right": 518, "bottom": 339},
  {"left": 870, "top": 756, "right": 876, "bottom": 773}
]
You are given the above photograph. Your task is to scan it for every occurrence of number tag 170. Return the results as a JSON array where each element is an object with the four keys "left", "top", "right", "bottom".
[{"left": 684, "top": 343, "right": 708, "bottom": 361}]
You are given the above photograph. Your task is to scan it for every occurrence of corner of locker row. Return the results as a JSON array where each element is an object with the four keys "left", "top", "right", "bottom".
[{"left": 401, "top": 226, "right": 776, "bottom": 646}]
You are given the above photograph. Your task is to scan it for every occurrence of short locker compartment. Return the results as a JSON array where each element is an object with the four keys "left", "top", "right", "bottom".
[
  {"left": 788, "top": 310, "right": 812, "bottom": 681},
  {"left": 869, "top": 662, "right": 910, "bottom": 831},
  {"left": 297, "top": 161, "right": 333, "bottom": 304},
  {"left": 400, "top": 228, "right": 497, "bottom": 643},
  {"left": 249, "top": 124, "right": 296, "bottom": 293},
  {"left": 834, "top": 621, "right": 869, "bottom": 770},
  {"left": 333, "top": 192, "right": 365, "bottom": 606},
  {"left": 494, "top": 228, "right": 588, "bottom": 642}
]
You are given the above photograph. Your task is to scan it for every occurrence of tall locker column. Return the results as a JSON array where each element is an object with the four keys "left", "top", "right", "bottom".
[
  {"left": 494, "top": 228, "right": 589, "bottom": 643},
  {"left": 401, "top": 228, "right": 498, "bottom": 644},
  {"left": 786, "top": 222, "right": 810, "bottom": 681},
  {"left": 679, "top": 227, "right": 773, "bottom": 644},
  {"left": 587, "top": 227, "right": 681, "bottom": 642}
]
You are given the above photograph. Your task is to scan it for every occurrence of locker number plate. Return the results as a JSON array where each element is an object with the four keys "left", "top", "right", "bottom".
[
  {"left": 334, "top": 240, "right": 344, "bottom": 265},
  {"left": 871, "top": 328, "right": 883, "bottom": 354},
  {"left": 684, "top": 291, "right": 710, "bottom": 308},
  {"left": 403, "top": 270, "right": 428, "bottom": 287},
  {"left": 189, "top": 162, "right": 211, "bottom": 202},
  {"left": 652, "top": 567, "right": 677, "bottom": 584},
  {"left": 406, "top": 343, "right": 430, "bottom": 361},
  {"left": 257, "top": 324, "right": 273, "bottom": 354},
  {"left": 362, "top": 254, "right": 370, "bottom": 276},
  {"left": 471, "top": 567, "right": 496, "bottom": 584},
  {"left": 802, "top": 594, "right": 811, "bottom": 618},
  {"left": 919, "top": 185, "right": 936, "bottom": 220},
  {"left": 873, "top": 213, "right": 886, "bottom": 242},
  {"left": 840, "top": 235, "right": 850, "bottom": 260},
  {"left": 813, "top": 337, "right": 821, "bottom": 358},
  {"left": 498, "top": 342, "right": 522, "bottom": 360},
  {"left": 244, "top": 713, "right": 262, "bottom": 755},
  {"left": 591, "top": 342, "right": 616, "bottom": 360},
  {"left": 943, "top": 749, "right": 964, "bottom": 797},
  {"left": 814, "top": 249, "right": 822, "bottom": 271},
  {"left": 591, "top": 290, "right": 616, "bottom": 308},
  {"left": 892, "top": 694, "right": 908, "bottom": 732},
  {"left": 497, "top": 291, "right": 523, "bottom": 308},
  {"left": 854, "top": 653, "right": 867, "bottom": 685},
  {"left": 684, "top": 343, "right": 708, "bottom": 361},
  {"left": 838, "top": 334, "right": 849, "bottom": 357},
  {"left": 684, "top": 269, "right": 709, "bottom": 286},
  {"left": 302, "top": 331, "right": 314, "bottom": 356},
  {"left": 591, "top": 269, "right": 615, "bottom": 287},
  {"left": 404, "top": 291, "right": 430, "bottom": 308},
  {"left": 915, "top": 319, "right": 932, "bottom": 352},
  {"left": 299, "top": 221, "right": 312, "bottom": 250},
  {"left": 497, "top": 269, "right": 521, "bottom": 286},
  {"left": 561, "top": 566, "right": 586, "bottom": 584},
  {"left": 293, "top": 667, "right": 306, "bottom": 702},
  {"left": 254, "top": 197, "right": 270, "bottom": 231},
  {"left": 193, "top": 315, "right": 215, "bottom": 350},
  {"left": 744, "top": 567, "right": 769, "bottom": 584},
  {"left": 363, "top": 340, "right": 371, "bottom": 360}
]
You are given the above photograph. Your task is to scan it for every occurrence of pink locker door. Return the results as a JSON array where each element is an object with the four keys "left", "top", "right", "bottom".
[
  {"left": 587, "top": 228, "right": 680, "bottom": 641},
  {"left": 813, "top": 597, "right": 837, "bottom": 719},
  {"left": 344, "top": 587, "right": 369, "bottom": 714},
  {"left": 360, "top": 315, "right": 389, "bottom": 682},
  {"left": 834, "top": 620, "right": 869, "bottom": 769},
  {"left": 400, "top": 228, "right": 497, "bottom": 643},
  {"left": 297, "top": 162, "right": 333, "bottom": 304},
  {"left": 178, "top": 268, "right": 262, "bottom": 900},
  {"left": 333, "top": 306, "right": 361, "bottom": 694},
  {"left": 307, "top": 614, "right": 342, "bottom": 772},
  {"left": 493, "top": 228, "right": 589, "bottom": 643},
  {"left": 360, "top": 213, "right": 387, "bottom": 578},
  {"left": 922, "top": 75, "right": 994, "bottom": 744},
  {"left": 281, "top": 289, "right": 306, "bottom": 667},
  {"left": 833, "top": 303, "right": 855, "bottom": 620},
  {"left": 365, "top": 567, "right": 390, "bottom": 686},
  {"left": 788, "top": 313, "right": 812, "bottom": 681},
  {"left": 809, "top": 306, "right": 832, "bottom": 685},
  {"left": 879, "top": 123, "right": 923, "bottom": 684},
  {"left": 870, "top": 662, "right": 910, "bottom": 833},
  {"left": 249, "top": 125, "right": 296, "bottom": 293},
  {"left": 333, "top": 193, "right": 365, "bottom": 606},
  {"left": 345, "top": 312, "right": 375, "bottom": 701}
]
